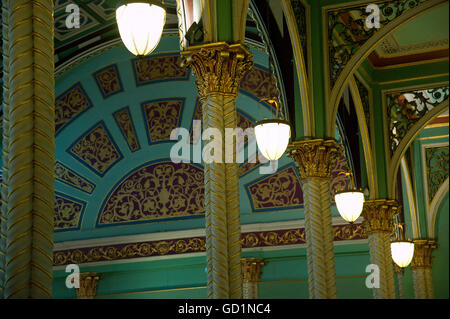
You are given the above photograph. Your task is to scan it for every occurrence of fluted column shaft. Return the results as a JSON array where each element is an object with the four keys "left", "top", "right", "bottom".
[
  {"left": 411, "top": 239, "right": 437, "bottom": 299},
  {"left": 182, "top": 43, "right": 253, "bottom": 299},
  {"left": 0, "top": 0, "right": 11, "bottom": 298},
  {"left": 362, "top": 200, "right": 398, "bottom": 299},
  {"left": 288, "top": 139, "right": 340, "bottom": 299},
  {"left": 241, "top": 258, "right": 265, "bottom": 299},
  {"left": 3, "top": 0, "right": 55, "bottom": 298}
]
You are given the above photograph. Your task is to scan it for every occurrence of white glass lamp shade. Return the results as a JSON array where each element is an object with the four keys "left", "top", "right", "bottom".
[
  {"left": 255, "top": 119, "right": 291, "bottom": 161},
  {"left": 391, "top": 241, "right": 415, "bottom": 268},
  {"left": 116, "top": 1, "right": 166, "bottom": 56},
  {"left": 334, "top": 191, "right": 364, "bottom": 223}
]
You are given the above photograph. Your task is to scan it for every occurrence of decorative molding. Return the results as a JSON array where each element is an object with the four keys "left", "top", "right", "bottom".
[
  {"left": 53, "top": 223, "right": 366, "bottom": 266},
  {"left": 241, "top": 258, "right": 265, "bottom": 283}
]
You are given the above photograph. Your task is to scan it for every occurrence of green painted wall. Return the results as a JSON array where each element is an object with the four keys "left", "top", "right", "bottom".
[{"left": 433, "top": 194, "right": 449, "bottom": 299}]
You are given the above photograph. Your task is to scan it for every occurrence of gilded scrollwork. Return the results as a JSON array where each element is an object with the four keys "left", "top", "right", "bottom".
[
  {"left": 133, "top": 54, "right": 189, "bottom": 85},
  {"left": 93, "top": 64, "right": 123, "bottom": 98},
  {"left": 98, "top": 162, "right": 204, "bottom": 225},
  {"left": 113, "top": 107, "right": 140, "bottom": 152},
  {"left": 54, "top": 194, "right": 86, "bottom": 231},
  {"left": 240, "top": 65, "right": 279, "bottom": 110},
  {"left": 68, "top": 122, "right": 122, "bottom": 176},
  {"left": 143, "top": 99, "right": 184, "bottom": 143},
  {"left": 55, "top": 161, "right": 95, "bottom": 194},
  {"left": 55, "top": 82, "right": 93, "bottom": 135},
  {"left": 388, "top": 86, "right": 449, "bottom": 153},
  {"left": 425, "top": 146, "right": 449, "bottom": 202},
  {"left": 327, "top": 0, "right": 428, "bottom": 87},
  {"left": 53, "top": 224, "right": 366, "bottom": 266}
]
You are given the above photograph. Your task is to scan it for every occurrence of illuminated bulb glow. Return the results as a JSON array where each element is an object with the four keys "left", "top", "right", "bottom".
[
  {"left": 391, "top": 241, "right": 415, "bottom": 268},
  {"left": 334, "top": 191, "right": 364, "bottom": 223},
  {"left": 255, "top": 120, "right": 291, "bottom": 161},
  {"left": 116, "top": 2, "right": 166, "bottom": 56}
]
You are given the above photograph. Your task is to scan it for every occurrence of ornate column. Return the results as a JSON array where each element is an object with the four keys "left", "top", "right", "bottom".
[
  {"left": 241, "top": 258, "right": 265, "bottom": 299},
  {"left": 182, "top": 43, "right": 253, "bottom": 299},
  {"left": 0, "top": 0, "right": 10, "bottom": 299},
  {"left": 3, "top": 0, "right": 55, "bottom": 298},
  {"left": 394, "top": 264, "right": 404, "bottom": 299},
  {"left": 362, "top": 200, "right": 398, "bottom": 299},
  {"left": 288, "top": 139, "right": 340, "bottom": 299},
  {"left": 410, "top": 239, "right": 437, "bottom": 299},
  {"left": 76, "top": 273, "right": 102, "bottom": 299}
]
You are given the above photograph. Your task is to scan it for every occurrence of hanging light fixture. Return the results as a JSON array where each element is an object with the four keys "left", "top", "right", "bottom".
[
  {"left": 255, "top": 99, "right": 291, "bottom": 161},
  {"left": 334, "top": 172, "right": 364, "bottom": 223},
  {"left": 116, "top": 0, "right": 166, "bottom": 56},
  {"left": 391, "top": 223, "right": 414, "bottom": 268}
]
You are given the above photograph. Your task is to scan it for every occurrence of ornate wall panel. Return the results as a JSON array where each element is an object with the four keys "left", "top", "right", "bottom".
[
  {"left": 327, "top": 0, "right": 428, "bottom": 88},
  {"left": 54, "top": 193, "right": 87, "bottom": 232},
  {"left": 291, "top": 0, "right": 308, "bottom": 72},
  {"left": 55, "top": 82, "right": 93, "bottom": 135},
  {"left": 53, "top": 223, "right": 366, "bottom": 265},
  {"left": 67, "top": 121, "right": 123, "bottom": 177},
  {"left": 93, "top": 63, "right": 124, "bottom": 98},
  {"left": 113, "top": 106, "right": 140, "bottom": 152},
  {"left": 132, "top": 54, "right": 190, "bottom": 86},
  {"left": 97, "top": 161, "right": 204, "bottom": 226},
  {"left": 425, "top": 146, "right": 449, "bottom": 203},
  {"left": 55, "top": 161, "right": 96, "bottom": 194},
  {"left": 245, "top": 164, "right": 304, "bottom": 212},
  {"left": 142, "top": 98, "right": 185, "bottom": 144},
  {"left": 240, "top": 64, "right": 278, "bottom": 109},
  {"left": 387, "top": 86, "right": 449, "bottom": 153}
]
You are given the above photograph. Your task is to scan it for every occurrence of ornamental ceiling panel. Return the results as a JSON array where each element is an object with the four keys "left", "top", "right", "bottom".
[
  {"left": 55, "top": 82, "right": 93, "bottom": 136},
  {"left": 93, "top": 63, "right": 124, "bottom": 98},
  {"left": 67, "top": 121, "right": 123, "bottom": 177},
  {"left": 55, "top": 161, "right": 96, "bottom": 194},
  {"left": 54, "top": 192, "right": 87, "bottom": 232},
  {"left": 142, "top": 98, "right": 185, "bottom": 144},
  {"left": 132, "top": 54, "right": 190, "bottom": 86},
  {"left": 425, "top": 145, "right": 449, "bottom": 203},
  {"left": 97, "top": 161, "right": 204, "bottom": 226},
  {"left": 240, "top": 65, "right": 279, "bottom": 110},
  {"left": 113, "top": 106, "right": 140, "bottom": 152}
]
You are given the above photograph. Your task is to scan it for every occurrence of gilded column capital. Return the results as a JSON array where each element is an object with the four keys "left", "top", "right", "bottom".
[
  {"left": 411, "top": 240, "right": 438, "bottom": 270},
  {"left": 241, "top": 258, "right": 266, "bottom": 283},
  {"left": 287, "top": 139, "right": 341, "bottom": 179},
  {"left": 181, "top": 42, "right": 254, "bottom": 98},
  {"left": 362, "top": 199, "right": 399, "bottom": 233},
  {"left": 76, "top": 273, "right": 103, "bottom": 299}
]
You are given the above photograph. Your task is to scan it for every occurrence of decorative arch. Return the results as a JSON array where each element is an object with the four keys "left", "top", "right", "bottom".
[
  {"left": 326, "top": 0, "right": 446, "bottom": 136},
  {"left": 348, "top": 75, "right": 377, "bottom": 199},
  {"left": 281, "top": 0, "right": 312, "bottom": 136},
  {"left": 400, "top": 157, "right": 420, "bottom": 238},
  {"left": 388, "top": 99, "right": 449, "bottom": 197},
  {"left": 429, "top": 179, "right": 449, "bottom": 238}
]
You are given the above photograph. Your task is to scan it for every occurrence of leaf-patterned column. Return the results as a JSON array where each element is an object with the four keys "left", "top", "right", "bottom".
[
  {"left": 4, "top": 0, "right": 55, "bottom": 298},
  {"left": 288, "top": 139, "right": 341, "bottom": 299},
  {"left": 411, "top": 240, "right": 438, "bottom": 299},
  {"left": 182, "top": 43, "right": 253, "bottom": 299}
]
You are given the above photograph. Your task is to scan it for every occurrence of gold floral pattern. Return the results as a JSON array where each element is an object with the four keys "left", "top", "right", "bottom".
[
  {"left": 113, "top": 107, "right": 140, "bottom": 152},
  {"left": 98, "top": 162, "right": 204, "bottom": 225},
  {"left": 93, "top": 64, "right": 123, "bottom": 98},
  {"left": 246, "top": 165, "right": 303, "bottom": 211},
  {"left": 142, "top": 99, "right": 184, "bottom": 143},
  {"left": 69, "top": 122, "right": 122, "bottom": 176},
  {"left": 53, "top": 224, "right": 366, "bottom": 265},
  {"left": 133, "top": 55, "right": 189, "bottom": 85},
  {"left": 54, "top": 194, "right": 86, "bottom": 231},
  {"left": 425, "top": 146, "right": 449, "bottom": 202},
  {"left": 55, "top": 82, "right": 93, "bottom": 134},
  {"left": 55, "top": 161, "right": 95, "bottom": 194},
  {"left": 240, "top": 65, "right": 278, "bottom": 109}
]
